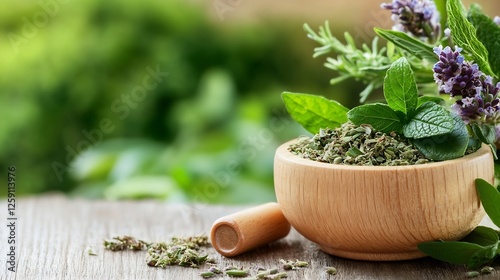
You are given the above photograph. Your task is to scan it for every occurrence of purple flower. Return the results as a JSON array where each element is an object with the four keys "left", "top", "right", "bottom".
[
  {"left": 381, "top": 0, "right": 441, "bottom": 42},
  {"left": 494, "top": 16, "right": 500, "bottom": 25},
  {"left": 433, "top": 46, "right": 483, "bottom": 98},
  {"left": 452, "top": 92, "right": 500, "bottom": 124},
  {"left": 434, "top": 45, "right": 500, "bottom": 125},
  {"left": 433, "top": 46, "right": 464, "bottom": 85}
]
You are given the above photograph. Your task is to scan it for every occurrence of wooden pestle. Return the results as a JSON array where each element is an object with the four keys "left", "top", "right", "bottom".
[{"left": 210, "top": 202, "right": 291, "bottom": 257}]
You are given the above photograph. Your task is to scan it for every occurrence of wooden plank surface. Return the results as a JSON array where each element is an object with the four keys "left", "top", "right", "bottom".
[{"left": 1, "top": 195, "right": 498, "bottom": 280}]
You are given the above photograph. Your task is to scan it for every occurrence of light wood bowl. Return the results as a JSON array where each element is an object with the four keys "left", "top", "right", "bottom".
[{"left": 274, "top": 140, "right": 494, "bottom": 261}]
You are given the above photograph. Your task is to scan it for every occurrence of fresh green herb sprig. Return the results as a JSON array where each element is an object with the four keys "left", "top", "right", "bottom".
[
  {"left": 348, "top": 57, "right": 471, "bottom": 160},
  {"left": 283, "top": 0, "right": 500, "bottom": 275},
  {"left": 294, "top": 0, "right": 500, "bottom": 157},
  {"left": 446, "top": 0, "right": 494, "bottom": 77},
  {"left": 304, "top": 21, "right": 438, "bottom": 102},
  {"left": 283, "top": 57, "right": 470, "bottom": 161},
  {"left": 304, "top": 22, "right": 394, "bottom": 103},
  {"left": 418, "top": 179, "right": 500, "bottom": 269}
]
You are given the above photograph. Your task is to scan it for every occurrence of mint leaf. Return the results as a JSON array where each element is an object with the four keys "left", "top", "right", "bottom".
[
  {"left": 374, "top": 28, "right": 437, "bottom": 61},
  {"left": 467, "top": 137, "right": 482, "bottom": 152},
  {"left": 282, "top": 92, "right": 349, "bottom": 134},
  {"left": 475, "top": 179, "right": 500, "bottom": 228},
  {"left": 347, "top": 103, "right": 403, "bottom": 134},
  {"left": 383, "top": 57, "right": 418, "bottom": 118},
  {"left": 417, "top": 96, "right": 444, "bottom": 107},
  {"left": 468, "top": 4, "right": 500, "bottom": 77},
  {"left": 467, "top": 244, "right": 498, "bottom": 269},
  {"left": 417, "top": 241, "right": 484, "bottom": 266},
  {"left": 447, "top": 0, "right": 494, "bottom": 77},
  {"left": 403, "top": 102, "right": 454, "bottom": 139},
  {"left": 471, "top": 123, "right": 496, "bottom": 144},
  {"left": 462, "top": 226, "right": 499, "bottom": 247},
  {"left": 411, "top": 113, "right": 468, "bottom": 160}
]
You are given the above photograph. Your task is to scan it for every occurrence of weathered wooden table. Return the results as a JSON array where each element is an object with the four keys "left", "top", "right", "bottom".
[{"left": 1, "top": 195, "right": 498, "bottom": 280}]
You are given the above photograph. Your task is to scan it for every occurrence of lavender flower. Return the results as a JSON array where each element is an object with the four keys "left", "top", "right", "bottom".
[
  {"left": 433, "top": 46, "right": 483, "bottom": 98},
  {"left": 434, "top": 46, "right": 500, "bottom": 125},
  {"left": 451, "top": 92, "right": 500, "bottom": 124},
  {"left": 381, "top": 0, "right": 441, "bottom": 42},
  {"left": 494, "top": 16, "right": 500, "bottom": 25}
]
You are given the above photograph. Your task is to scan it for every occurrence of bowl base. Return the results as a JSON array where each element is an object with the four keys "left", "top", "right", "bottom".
[{"left": 319, "top": 245, "right": 426, "bottom": 261}]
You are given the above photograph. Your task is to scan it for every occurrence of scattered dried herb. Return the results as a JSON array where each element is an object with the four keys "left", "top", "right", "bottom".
[
  {"left": 103, "top": 235, "right": 318, "bottom": 278},
  {"left": 103, "top": 236, "right": 149, "bottom": 251},
  {"left": 480, "top": 266, "right": 495, "bottom": 274},
  {"left": 266, "top": 272, "right": 288, "bottom": 279},
  {"left": 279, "top": 259, "right": 309, "bottom": 270},
  {"left": 289, "top": 122, "right": 432, "bottom": 166},
  {"left": 465, "top": 265, "right": 496, "bottom": 278},
  {"left": 225, "top": 269, "right": 250, "bottom": 277},
  {"left": 104, "top": 235, "right": 149, "bottom": 251},
  {"left": 326, "top": 267, "right": 337, "bottom": 275},
  {"left": 256, "top": 268, "right": 279, "bottom": 278},
  {"left": 200, "top": 271, "right": 216, "bottom": 278},
  {"left": 85, "top": 246, "right": 97, "bottom": 256},
  {"left": 466, "top": 271, "right": 480, "bottom": 278},
  {"left": 103, "top": 234, "right": 212, "bottom": 269},
  {"left": 209, "top": 266, "right": 223, "bottom": 274},
  {"left": 146, "top": 235, "right": 211, "bottom": 268}
]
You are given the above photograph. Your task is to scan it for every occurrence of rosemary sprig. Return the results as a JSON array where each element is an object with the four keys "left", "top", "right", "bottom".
[{"left": 304, "top": 22, "right": 393, "bottom": 102}]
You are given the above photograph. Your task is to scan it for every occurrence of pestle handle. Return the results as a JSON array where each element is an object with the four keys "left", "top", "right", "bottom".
[{"left": 210, "top": 202, "right": 291, "bottom": 257}]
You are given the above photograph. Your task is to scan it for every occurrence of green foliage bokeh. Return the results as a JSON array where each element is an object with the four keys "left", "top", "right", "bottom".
[{"left": 1, "top": 0, "right": 357, "bottom": 203}]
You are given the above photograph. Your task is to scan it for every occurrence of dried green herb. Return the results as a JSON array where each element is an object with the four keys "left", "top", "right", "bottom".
[
  {"left": 200, "top": 271, "right": 216, "bottom": 278},
  {"left": 326, "top": 267, "right": 337, "bottom": 275},
  {"left": 266, "top": 272, "right": 288, "bottom": 280},
  {"left": 480, "top": 266, "right": 495, "bottom": 274},
  {"left": 209, "top": 266, "right": 222, "bottom": 274},
  {"left": 104, "top": 234, "right": 212, "bottom": 270},
  {"left": 256, "top": 268, "right": 279, "bottom": 278},
  {"left": 224, "top": 265, "right": 241, "bottom": 271},
  {"left": 289, "top": 122, "right": 432, "bottom": 166},
  {"left": 103, "top": 235, "right": 316, "bottom": 279},
  {"left": 279, "top": 259, "right": 309, "bottom": 270},
  {"left": 103, "top": 236, "right": 149, "bottom": 251},
  {"left": 294, "top": 260, "right": 308, "bottom": 268},
  {"left": 85, "top": 246, "right": 97, "bottom": 256},
  {"left": 225, "top": 269, "right": 250, "bottom": 277},
  {"left": 146, "top": 235, "right": 211, "bottom": 268},
  {"left": 466, "top": 266, "right": 496, "bottom": 278},
  {"left": 466, "top": 271, "right": 480, "bottom": 278}
]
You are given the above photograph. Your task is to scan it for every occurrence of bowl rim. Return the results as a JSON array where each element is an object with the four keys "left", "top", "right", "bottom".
[{"left": 276, "top": 139, "right": 493, "bottom": 171}]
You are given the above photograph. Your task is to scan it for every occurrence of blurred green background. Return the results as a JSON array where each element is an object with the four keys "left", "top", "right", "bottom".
[{"left": 2, "top": 0, "right": 498, "bottom": 203}]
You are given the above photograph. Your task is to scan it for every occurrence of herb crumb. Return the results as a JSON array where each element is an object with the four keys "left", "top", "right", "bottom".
[
  {"left": 85, "top": 246, "right": 97, "bottom": 256},
  {"left": 326, "top": 266, "right": 337, "bottom": 275}
]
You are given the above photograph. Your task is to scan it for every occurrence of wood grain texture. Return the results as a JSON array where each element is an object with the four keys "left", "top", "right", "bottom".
[
  {"left": 275, "top": 142, "right": 494, "bottom": 261},
  {"left": 0, "top": 195, "right": 498, "bottom": 280}
]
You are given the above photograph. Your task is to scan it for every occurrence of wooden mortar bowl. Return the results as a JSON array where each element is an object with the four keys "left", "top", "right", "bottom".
[{"left": 274, "top": 140, "right": 494, "bottom": 261}]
